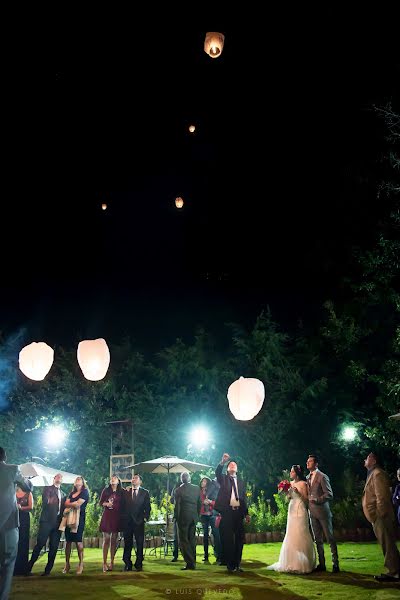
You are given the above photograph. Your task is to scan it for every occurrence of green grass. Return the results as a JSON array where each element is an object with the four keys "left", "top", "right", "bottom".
[{"left": 11, "top": 542, "right": 400, "bottom": 599}]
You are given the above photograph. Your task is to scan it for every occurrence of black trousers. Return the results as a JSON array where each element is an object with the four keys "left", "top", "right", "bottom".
[
  {"left": 123, "top": 519, "right": 144, "bottom": 568},
  {"left": 29, "top": 522, "right": 61, "bottom": 574},
  {"left": 220, "top": 509, "right": 244, "bottom": 570}
]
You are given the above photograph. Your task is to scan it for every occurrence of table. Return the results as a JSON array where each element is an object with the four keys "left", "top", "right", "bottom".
[{"left": 145, "top": 520, "right": 166, "bottom": 556}]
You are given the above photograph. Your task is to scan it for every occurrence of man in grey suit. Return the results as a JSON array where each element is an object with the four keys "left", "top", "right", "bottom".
[
  {"left": 174, "top": 472, "right": 201, "bottom": 570},
  {"left": 0, "top": 447, "right": 32, "bottom": 600},
  {"left": 306, "top": 454, "right": 339, "bottom": 573}
]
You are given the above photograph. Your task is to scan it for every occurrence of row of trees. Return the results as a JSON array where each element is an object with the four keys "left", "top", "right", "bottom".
[{"left": 1, "top": 106, "right": 399, "bottom": 506}]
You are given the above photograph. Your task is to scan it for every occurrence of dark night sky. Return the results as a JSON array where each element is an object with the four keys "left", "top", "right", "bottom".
[{"left": 1, "top": 7, "right": 399, "bottom": 351}]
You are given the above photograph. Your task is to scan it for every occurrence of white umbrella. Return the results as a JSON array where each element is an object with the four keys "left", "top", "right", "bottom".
[
  {"left": 19, "top": 462, "right": 79, "bottom": 487},
  {"left": 127, "top": 455, "right": 212, "bottom": 494},
  {"left": 389, "top": 413, "right": 400, "bottom": 420}
]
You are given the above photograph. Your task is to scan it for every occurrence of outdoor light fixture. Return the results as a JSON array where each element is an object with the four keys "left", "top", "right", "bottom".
[
  {"left": 77, "top": 338, "right": 110, "bottom": 381},
  {"left": 44, "top": 425, "right": 67, "bottom": 448},
  {"left": 175, "top": 196, "right": 184, "bottom": 209},
  {"left": 341, "top": 425, "right": 357, "bottom": 442},
  {"left": 19, "top": 342, "right": 54, "bottom": 381},
  {"left": 190, "top": 426, "right": 210, "bottom": 448},
  {"left": 227, "top": 376, "right": 265, "bottom": 421},
  {"left": 204, "top": 32, "right": 225, "bottom": 58}
]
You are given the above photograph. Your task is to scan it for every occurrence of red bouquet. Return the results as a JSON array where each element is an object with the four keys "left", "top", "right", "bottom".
[{"left": 277, "top": 480, "right": 291, "bottom": 493}]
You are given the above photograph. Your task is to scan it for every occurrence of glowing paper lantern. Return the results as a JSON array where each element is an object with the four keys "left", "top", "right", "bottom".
[
  {"left": 188, "top": 125, "right": 196, "bottom": 133},
  {"left": 77, "top": 338, "right": 110, "bottom": 381},
  {"left": 175, "top": 197, "right": 184, "bottom": 209},
  {"left": 19, "top": 342, "right": 54, "bottom": 381},
  {"left": 101, "top": 203, "right": 107, "bottom": 211},
  {"left": 204, "top": 32, "right": 225, "bottom": 59},
  {"left": 227, "top": 376, "right": 265, "bottom": 421}
]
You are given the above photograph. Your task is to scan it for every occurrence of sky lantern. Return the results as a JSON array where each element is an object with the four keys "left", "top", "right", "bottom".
[
  {"left": 77, "top": 338, "right": 110, "bottom": 381},
  {"left": 189, "top": 124, "right": 196, "bottom": 133},
  {"left": 204, "top": 32, "right": 225, "bottom": 59},
  {"left": 19, "top": 342, "right": 54, "bottom": 381},
  {"left": 175, "top": 197, "right": 184, "bottom": 209},
  {"left": 227, "top": 376, "right": 265, "bottom": 421},
  {"left": 101, "top": 203, "right": 107, "bottom": 211}
]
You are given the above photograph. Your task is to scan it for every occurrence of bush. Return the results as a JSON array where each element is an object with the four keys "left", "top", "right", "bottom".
[
  {"left": 84, "top": 491, "right": 102, "bottom": 536},
  {"left": 247, "top": 491, "right": 289, "bottom": 532},
  {"left": 331, "top": 496, "right": 366, "bottom": 529}
]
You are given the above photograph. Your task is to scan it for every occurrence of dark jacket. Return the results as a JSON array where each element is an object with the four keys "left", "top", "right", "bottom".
[
  {"left": 0, "top": 462, "right": 32, "bottom": 530},
  {"left": 214, "top": 463, "right": 248, "bottom": 516},
  {"left": 174, "top": 483, "right": 201, "bottom": 524},
  {"left": 40, "top": 485, "right": 67, "bottom": 525},
  {"left": 123, "top": 487, "right": 151, "bottom": 527}
]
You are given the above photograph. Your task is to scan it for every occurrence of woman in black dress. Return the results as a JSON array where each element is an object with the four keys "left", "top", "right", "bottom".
[
  {"left": 14, "top": 486, "right": 34, "bottom": 575},
  {"left": 63, "top": 476, "right": 90, "bottom": 575}
]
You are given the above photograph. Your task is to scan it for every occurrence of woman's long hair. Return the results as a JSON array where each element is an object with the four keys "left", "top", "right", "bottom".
[
  {"left": 106, "top": 475, "right": 123, "bottom": 494},
  {"left": 291, "top": 465, "right": 306, "bottom": 481},
  {"left": 199, "top": 476, "right": 211, "bottom": 491},
  {"left": 71, "top": 475, "right": 88, "bottom": 494}
]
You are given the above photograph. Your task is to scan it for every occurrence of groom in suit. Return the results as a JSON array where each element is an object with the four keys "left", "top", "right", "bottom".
[
  {"left": 0, "top": 447, "right": 32, "bottom": 600},
  {"left": 306, "top": 454, "right": 339, "bottom": 573},
  {"left": 123, "top": 474, "right": 150, "bottom": 571},
  {"left": 27, "top": 473, "right": 66, "bottom": 576},
  {"left": 215, "top": 453, "right": 250, "bottom": 573}
]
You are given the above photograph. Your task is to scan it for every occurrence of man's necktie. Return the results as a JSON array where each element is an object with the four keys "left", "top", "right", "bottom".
[
  {"left": 132, "top": 489, "right": 137, "bottom": 502},
  {"left": 231, "top": 477, "right": 239, "bottom": 501}
]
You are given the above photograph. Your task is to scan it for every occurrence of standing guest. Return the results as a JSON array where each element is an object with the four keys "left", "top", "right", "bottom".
[
  {"left": 199, "top": 476, "right": 221, "bottom": 563},
  {"left": 62, "top": 476, "right": 90, "bottom": 575},
  {"left": 306, "top": 454, "right": 339, "bottom": 573},
  {"left": 123, "top": 474, "right": 150, "bottom": 572},
  {"left": 14, "top": 486, "right": 34, "bottom": 575},
  {"left": 27, "top": 473, "right": 66, "bottom": 577},
  {"left": 99, "top": 475, "right": 123, "bottom": 573},
  {"left": 392, "top": 468, "right": 400, "bottom": 526},
  {"left": 363, "top": 452, "right": 400, "bottom": 582},
  {"left": 174, "top": 472, "right": 201, "bottom": 570},
  {"left": 0, "top": 446, "right": 32, "bottom": 600},
  {"left": 215, "top": 453, "right": 250, "bottom": 573},
  {"left": 170, "top": 476, "right": 182, "bottom": 562}
]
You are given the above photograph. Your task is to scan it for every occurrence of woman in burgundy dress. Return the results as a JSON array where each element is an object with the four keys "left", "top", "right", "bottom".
[{"left": 99, "top": 475, "right": 123, "bottom": 572}]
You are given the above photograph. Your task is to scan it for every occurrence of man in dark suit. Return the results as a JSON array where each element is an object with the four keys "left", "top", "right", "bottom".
[
  {"left": 215, "top": 452, "right": 250, "bottom": 573},
  {"left": 27, "top": 473, "right": 66, "bottom": 576},
  {"left": 174, "top": 472, "right": 201, "bottom": 570},
  {"left": 123, "top": 474, "right": 150, "bottom": 571},
  {"left": 0, "top": 447, "right": 32, "bottom": 600}
]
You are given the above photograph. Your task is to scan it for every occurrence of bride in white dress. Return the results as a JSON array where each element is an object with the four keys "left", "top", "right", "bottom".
[{"left": 267, "top": 465, "right": 316, "bottom": 574}]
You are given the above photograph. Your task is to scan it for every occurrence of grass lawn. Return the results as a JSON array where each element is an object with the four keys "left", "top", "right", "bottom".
[{"left": 10, "top": 542, "right": 400, "bottom": 599}]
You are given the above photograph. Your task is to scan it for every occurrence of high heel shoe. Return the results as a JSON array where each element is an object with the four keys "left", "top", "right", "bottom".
[
  {"left": 76, "top": 563, "right": 83, "bottom": 575},
  {"left": 102, "top": 563, "right": 108, "bottom": 573},
  {"left": 62, "top": 564, "right": 70, "bottom": 574}
]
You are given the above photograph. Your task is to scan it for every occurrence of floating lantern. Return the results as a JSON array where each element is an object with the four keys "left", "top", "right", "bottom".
[
  {"left": 19, "top": 342, "right": 54, "bottom": 381},
  {"left": 77, "top": 338, "right": 110, "bottom": 381},
  {"left": 175, "top": 197, "right": 184, "bottom": 209},
  {"left": 189, "top": 125, "right": 196, "bottom": 133},
  {"left": 227, "top": 376, "right": 265, "bottom": 421},
  {"left": 204, "top": 32, "right": 225, "bottom": 59},
  {"left": 101, "top": 203, "right": 107, "bottom": 211}
]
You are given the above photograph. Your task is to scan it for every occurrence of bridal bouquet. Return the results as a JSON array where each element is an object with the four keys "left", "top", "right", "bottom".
[{"left": 277, "top": 480, "right": 291, "bottom": 493}]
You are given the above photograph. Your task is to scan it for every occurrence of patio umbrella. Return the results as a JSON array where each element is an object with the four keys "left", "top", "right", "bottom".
[
  {"left": 19, "top": 462, "right": 79, "bottom": 487},
  {"left": 127, "top": 455, "right": 212, "bottom": 494}
]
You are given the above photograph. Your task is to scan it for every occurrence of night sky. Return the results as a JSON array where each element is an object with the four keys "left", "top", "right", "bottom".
[{"left": 2, "top": 8, "right": 399, "bottom": 351}]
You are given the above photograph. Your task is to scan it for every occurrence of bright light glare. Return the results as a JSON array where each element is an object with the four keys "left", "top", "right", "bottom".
[
  {"left": 342, "top": 426, "right": 357, "bottom": 442},
  {"left": 44, "top": 425, "right": 67, "bottom": 447},
  {"left": 190, "top": 426, "right": 210, "bottom": 448}
]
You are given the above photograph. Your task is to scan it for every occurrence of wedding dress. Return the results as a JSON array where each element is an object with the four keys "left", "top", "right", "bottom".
[{"left": 267, "top": 488, "right": 316, "bottom": 574}]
